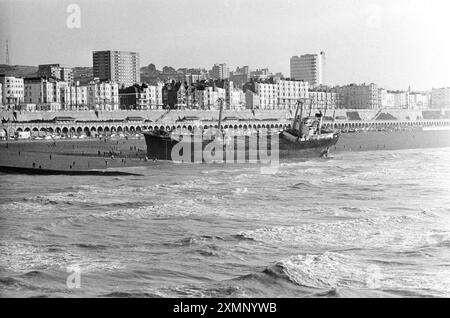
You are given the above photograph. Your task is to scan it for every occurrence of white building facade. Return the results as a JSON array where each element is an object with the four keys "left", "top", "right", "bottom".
[
  {"left": 0, "top": 76, "right": 24, "bottom": 108},
  {"left": 276, "top": 79, "right": 309, "bottom": 109},
  {"left": 86, "top": 81, "right": 119, "bottom": 110},
  {"left": 290, "top": 52, "right": 325, "bottom": 86},
  {"left": 23, "top": 77, "right": 63, "bottom": 111}
]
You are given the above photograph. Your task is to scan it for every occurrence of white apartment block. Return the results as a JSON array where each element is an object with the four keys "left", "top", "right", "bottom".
[
  {"left": 308, "top": 90, "right": 339, "bottom": 110},
  {"left": 230, "top": 89, "right": 245, "bottom": 109},
  {"left": 194, "top": 86, "right": 226, "bottom": 109},
  {"left": 59, "top": 82, "right": 88, "bottom": 110},
  {"left": 86, "top": 81, "right": 119, "bottom": 110},
  {"left": 379, "top": 89, "right": 395, "bottom": 108},
  {"left": 276, "top": 79, "right": 309, "bottom": 109},
  {"left": 0, "top": 76, "right": 24, "bottom": 107},
  {"left": 254, "top": 82, "right": 277, "bottom": 109},
  {"left": 290, "top": 52, "right": 324, "bottom": 86},
  {"left": 147, "top": 83, "right": 163, "bottom": 109},
  {"left": 431, "top": 87, "right": 450, "bottom": 109}
]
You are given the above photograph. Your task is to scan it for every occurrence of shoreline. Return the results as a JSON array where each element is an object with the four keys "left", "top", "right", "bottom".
[{"left": 1, "top": 130, "right": 450, "bottom": 175}]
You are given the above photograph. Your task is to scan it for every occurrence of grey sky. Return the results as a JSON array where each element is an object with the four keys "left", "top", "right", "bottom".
[{"left": 0, "top": 0, "right": 449, "bottom": 90}]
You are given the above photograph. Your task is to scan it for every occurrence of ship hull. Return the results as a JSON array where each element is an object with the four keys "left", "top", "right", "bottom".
[{"left": 143, "top": 131, "right": 340, "bottom": 162}]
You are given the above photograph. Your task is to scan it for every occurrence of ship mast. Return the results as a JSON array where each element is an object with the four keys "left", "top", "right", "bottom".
[
  {"left": 291, "top": 100, "right": 300, "bottom": 129},
  {"left": 217, "top": 97, "right": 224, "bottom": 131}
]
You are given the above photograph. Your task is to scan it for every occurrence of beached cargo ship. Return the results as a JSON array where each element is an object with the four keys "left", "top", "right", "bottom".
[{"left": 143, "top": 99, "right": 340, "bottom": 162}]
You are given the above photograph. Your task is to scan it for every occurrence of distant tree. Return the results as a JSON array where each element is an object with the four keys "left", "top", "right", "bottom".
[{"left": 163, "top": 66, "right": 176, "bottom": 74}]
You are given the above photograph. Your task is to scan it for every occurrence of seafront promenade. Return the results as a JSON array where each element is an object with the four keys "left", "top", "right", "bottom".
[
  {"left": 1, "top": 108, "right": 450, "bottom": 139},
  {"left": 1, "top": 108, "right": 450, "bottom": 174}
]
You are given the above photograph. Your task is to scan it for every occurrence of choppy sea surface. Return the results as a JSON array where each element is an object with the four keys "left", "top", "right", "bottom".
[{"left": 1, "top": 148, "right": 450, "bottom": 298}]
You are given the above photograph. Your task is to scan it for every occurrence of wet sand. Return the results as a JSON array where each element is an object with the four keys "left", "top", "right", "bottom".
[{"left": 0, "top": 137, "right": 157, "bottom": 173}]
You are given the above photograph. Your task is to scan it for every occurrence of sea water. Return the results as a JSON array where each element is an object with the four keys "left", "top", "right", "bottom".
[{"left": 1, "top": 148, "right": 449, "bottom": 297}]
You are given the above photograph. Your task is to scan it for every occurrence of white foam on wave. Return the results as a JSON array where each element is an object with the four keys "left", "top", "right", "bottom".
[
  {"left": 84, "top": 199, "right": 221, "bottom": 221},
  {"left": 0, "top": 201, "right": 56, "bottom": 215},
  {"left": 275, "top": 252, "right": 450, "bottom": 294},
  {"left": 239, "top": 212, "right": 448, "bottom": 251},
  {"left": 0, "top": 241, "right": 124, "bottom": 273}
]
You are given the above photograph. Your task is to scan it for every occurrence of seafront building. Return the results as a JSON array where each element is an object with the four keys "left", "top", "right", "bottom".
[
  {"left": 290, "top": 52, "right": 325, "bottom": 86},
  {"left": 378, "top": 89, "right": 430, "bottom": 109},
  {"left": 93, "top": 50, "right": 140, "bottom": 88},
  {"left": 23, "top": 77, "right": 64, "bottom": 111},
  {"left": 193, "top": 85, "right": 226, "bottom": 109},
  {"left": 60, "top": 82, "right": 88, "bottom": 110},
  {"left": 277, "top": 79, "right": 309, "bottom": 109},
  {"left": 0, "top": 75, "right": 24, "bottom": 108},
  {"left": 431, "top": 87, "right": 450, "bottom": 109},
  {"left": 244, "top": 79, "right": 309, "bottom": 110},
  {"left": 308, "top": 88, "right": 339, "bottom": 111},
  {"left": 119, "top": 83, "right": 164, "bottom": 110},
  {"left": 86, "top": 80, "right": 119, "bottom": 110},
  {"left": 38, "top": 64, "right": 74, "bottom": 83},
  {"left": 336, "top": 83, "right": 379, "bottom": 109}
]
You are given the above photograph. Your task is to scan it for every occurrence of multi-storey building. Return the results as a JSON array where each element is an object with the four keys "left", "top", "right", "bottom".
[
  {"left": 308, "top": 89, "right": 339, "bottom": 111},
  {"left": 23, "top": 77, "right": 64, "bottom": 111},
  {"left": 59, "top": 82, "right": 88, "bottom": 110},
  {"left": 431, "top": 87, "right": 450, "bottom": 109},
  {"left": 86, "top": 80, "right": 119, "bottom": 110},
  {"left": 211, "top": 63, "right": 229, "bottom": 80},
  {"left": 408, "top": 92, "right": 430, "bottom": 109},
  {"left": 230, "top": 66, "right": 249, "bottom": 89},
  {"left": 38, "top": 64, "right": 74, "bottom": 83},
  {"left": 276, "top": 79, "right": 309, "bottom": 109},
  {"left": 254, "top": 82, "right": 277, "bottom": 109},
  {"left": 119, "top": 83, "right": 163, "bottom": 110},
  {"left": 93, "top": 50, "right": 140, "bottom": 88},
  {"left": 250, "top": 68, "right": 272, "bottom": 81},
  {"left": 194, "top": 86, "right": 226, "bottom": 109},
  {"left": 147, "top": 83, "right": 163, "bottom": 109},
  {"left": 379, "top": 89, "right": 396, "bottom": 108},
  {"left": 336, "top": 83, "right": 379, "bottom": 109},
  {"left": 0, "top": 75, "right": 24, "bottom": 107},
  {"left": 290, "top": 52, "right": 325, "bottom": 86}
]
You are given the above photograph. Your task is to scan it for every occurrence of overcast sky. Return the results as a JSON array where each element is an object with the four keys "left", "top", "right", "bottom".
[{"left": 0, "top": 0, "right": 449, "bottom": 90}]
